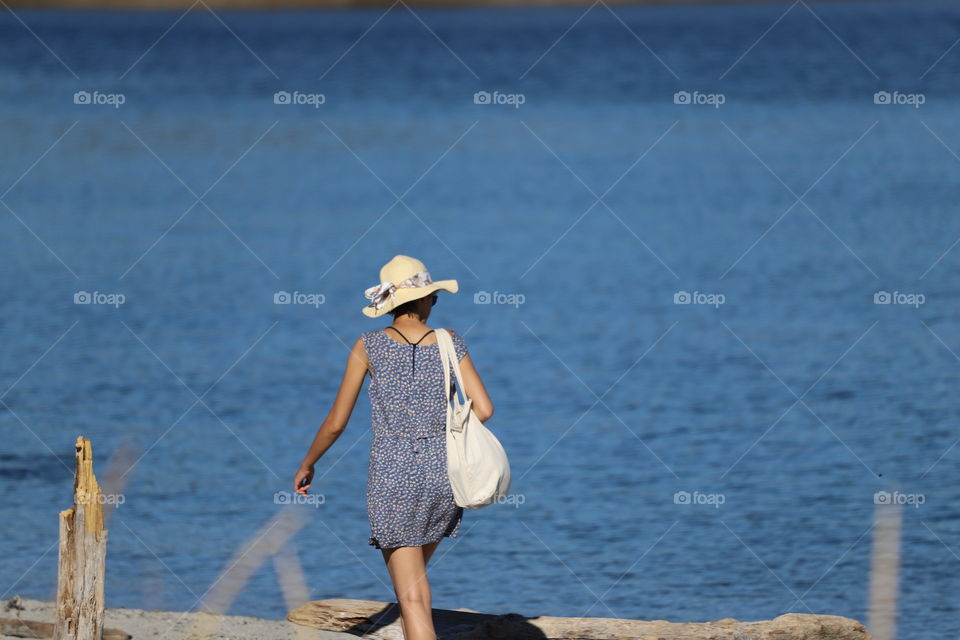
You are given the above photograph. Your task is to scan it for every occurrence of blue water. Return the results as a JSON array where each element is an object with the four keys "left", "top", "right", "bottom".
[{"left": 1, "top": 1, "right": 959, "bottom": 637}]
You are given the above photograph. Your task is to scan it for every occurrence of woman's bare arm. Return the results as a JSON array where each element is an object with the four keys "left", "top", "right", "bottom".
[
  {"left": 452, "top": 331, "right": 494, "bottom": 422},
  {"left": 294, "top": 337, "right": 368, "bottom": 494}
]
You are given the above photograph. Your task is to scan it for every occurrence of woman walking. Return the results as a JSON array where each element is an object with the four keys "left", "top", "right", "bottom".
[{"left": 294, "top": 255, "right": 494, "bottom": 640}]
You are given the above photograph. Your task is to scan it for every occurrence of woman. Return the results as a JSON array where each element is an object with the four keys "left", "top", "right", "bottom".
[{"left": 294, "top": 255, "right": 494, "bottom": 640}]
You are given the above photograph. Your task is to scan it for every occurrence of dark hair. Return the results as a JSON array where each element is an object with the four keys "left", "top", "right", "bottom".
[
  {"left": 390, "top": 293, "right": 437, "bottom": 319},
  {"left": 390, "top": 298, "right": 422, "bottom": 319}
]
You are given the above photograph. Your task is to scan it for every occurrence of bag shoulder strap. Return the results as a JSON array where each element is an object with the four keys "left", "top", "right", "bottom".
[
  {"left": 436, "top": 328, "right": 468, "bottom": 408},
  {"left": 437, "top": 328, "right": 454, "bottom": 410}
]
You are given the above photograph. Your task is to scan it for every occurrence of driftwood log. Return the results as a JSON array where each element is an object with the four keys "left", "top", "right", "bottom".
[
  {"left": 0, "top": 617, "right": 129, "bottom": 640},
  {"left": 52, "top": 437, "right": 108, "bottom": 640},
  {"left": 287, "top": 599, "right": 872, "bottom": 640}
]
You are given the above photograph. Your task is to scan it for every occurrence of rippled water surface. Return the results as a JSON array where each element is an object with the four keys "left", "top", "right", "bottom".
[{"left": 1, "top": 2, "right": 959, "bottom": 638}]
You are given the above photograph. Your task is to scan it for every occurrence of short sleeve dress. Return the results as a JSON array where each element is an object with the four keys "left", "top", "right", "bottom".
[{"left": 360, "top": 327, "right": 469, "bottom": 549}]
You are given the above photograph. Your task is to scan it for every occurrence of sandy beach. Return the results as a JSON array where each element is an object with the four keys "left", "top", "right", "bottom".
[
  {"left": 1, "top": 597, "right": 353, "bottom": 640},
  {"left": 2, "top": 596, "right": 874, "bottom": 640}
]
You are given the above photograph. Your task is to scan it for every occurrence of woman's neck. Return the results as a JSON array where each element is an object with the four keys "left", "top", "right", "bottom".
[{"left": 391, "top": 315, "right": 427, "bottom": 328}]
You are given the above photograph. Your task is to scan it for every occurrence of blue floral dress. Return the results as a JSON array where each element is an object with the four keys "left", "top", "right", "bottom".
[{"left": 361, "top": 327, "right": 468, "bottom": 549}]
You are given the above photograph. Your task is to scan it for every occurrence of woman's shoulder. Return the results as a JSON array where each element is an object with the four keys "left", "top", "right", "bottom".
[
  {"left": 441, "top": 328, "right": 468, "bottom": 359},
  {"left": 359, "top": 328, "right": 384, "bottom": 346}
]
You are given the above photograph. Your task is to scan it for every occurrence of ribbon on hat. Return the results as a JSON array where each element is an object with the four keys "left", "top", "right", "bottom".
[{"left": 364, "top": 270, "right": 434, "bottom": 310}]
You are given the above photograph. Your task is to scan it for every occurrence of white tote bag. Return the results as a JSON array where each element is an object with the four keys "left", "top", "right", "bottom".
[{"left": 436, "top": 328, "right": 511, "bottom": 509}]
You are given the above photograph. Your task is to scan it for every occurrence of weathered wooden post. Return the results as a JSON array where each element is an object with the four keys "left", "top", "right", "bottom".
[
  {"left": 868, "top": 499, "right": 902, "bottom": 640},
  {"left": 53, "top": 436, "right": 107, "bottom": 640}
]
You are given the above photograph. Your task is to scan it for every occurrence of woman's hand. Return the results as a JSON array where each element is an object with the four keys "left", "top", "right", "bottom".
[{"left": 294, "top": 464, "right": 315, "bottom": 496}]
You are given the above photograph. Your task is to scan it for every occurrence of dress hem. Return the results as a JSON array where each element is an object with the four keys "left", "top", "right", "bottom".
[{"left": 368, "top": 530, "right": 460, "bottom": 550}]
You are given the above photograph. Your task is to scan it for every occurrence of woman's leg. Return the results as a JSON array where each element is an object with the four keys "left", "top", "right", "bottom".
[
  {"left": 422, "top": 539, "right": 441, "bottom": 566},
  {"left": 381, "top": 546, "right": 435, "bottom": 640},
  {"left": 390, "top": 584, "right": 408, "bottom": 640}
]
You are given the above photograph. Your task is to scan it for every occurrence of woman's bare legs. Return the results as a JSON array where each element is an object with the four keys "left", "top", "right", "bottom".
[{"left": 381, "top": 544, "right": 437, "bottom": 640}]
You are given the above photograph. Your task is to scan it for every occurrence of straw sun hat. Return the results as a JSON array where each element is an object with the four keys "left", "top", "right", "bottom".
[{"left": 362, "top": 255, "right": 459, "bottom": 318}]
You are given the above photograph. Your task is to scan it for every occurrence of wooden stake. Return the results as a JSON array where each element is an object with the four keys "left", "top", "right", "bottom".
[
  {"left": 53, "top": 437, "right": 107, "bottom": 640},
  {"left": 868, "top": 500, "right": 902, "bottom": 640}
]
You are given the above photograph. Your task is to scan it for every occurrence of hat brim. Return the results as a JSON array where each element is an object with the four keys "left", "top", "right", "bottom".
[{"left": 362, "top": 279, "right": 458, "bottom": 318}]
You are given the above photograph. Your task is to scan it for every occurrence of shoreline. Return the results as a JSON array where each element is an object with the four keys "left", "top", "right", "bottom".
[{"left": 1, "top": 0, "right": 783, "bottom": 9}]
